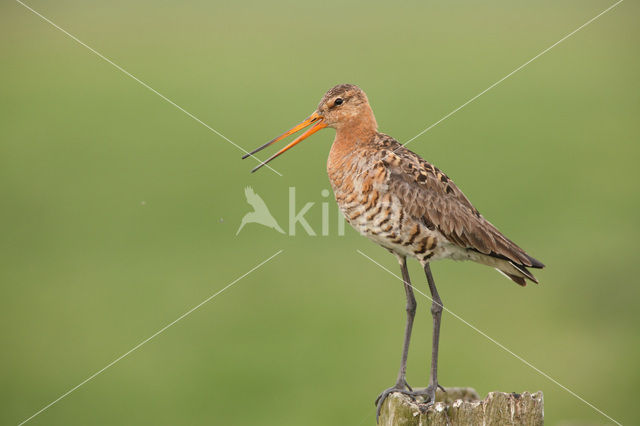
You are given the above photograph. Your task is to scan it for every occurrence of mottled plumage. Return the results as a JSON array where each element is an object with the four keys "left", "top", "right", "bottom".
[{"left": 328, "top": 132, "right": 543, "bottom": 286}]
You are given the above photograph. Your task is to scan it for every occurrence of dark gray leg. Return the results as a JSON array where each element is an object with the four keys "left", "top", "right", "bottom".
[
  {"left": 425, "top": 263, "right": 442, "bottom": 391},
  {"left": 412, "top": 263, "right": 444, "bottom": 405},
  {"left": 396, "top": 256, "right": 417, "bottom": 387},
  {"left": 375, "top": 256, "right": 417, "bottom": 420}
]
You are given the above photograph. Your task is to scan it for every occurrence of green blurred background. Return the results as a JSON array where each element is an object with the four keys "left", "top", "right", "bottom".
[{"left": 2, "top": 0, "right": 638, "bottom": 424}]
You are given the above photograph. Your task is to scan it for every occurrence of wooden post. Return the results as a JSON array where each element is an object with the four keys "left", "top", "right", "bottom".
[{"left": 378, "top": 387, "right": 543, "bottom": 425}]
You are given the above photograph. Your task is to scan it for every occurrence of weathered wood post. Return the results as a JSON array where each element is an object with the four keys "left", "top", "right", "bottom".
[{"left": 378, "top": 387, "right": 543, "bottom": 425}]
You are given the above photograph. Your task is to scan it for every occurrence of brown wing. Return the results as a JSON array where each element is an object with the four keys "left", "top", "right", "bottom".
[{"left": 375, "top": 135, "right": 542, "bottom": 269}]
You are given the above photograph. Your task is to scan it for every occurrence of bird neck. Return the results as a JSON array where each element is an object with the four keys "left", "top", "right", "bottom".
[
  {"left": 328, "top": 109, "right": 378, "bottom": 175},
  {"left": 333, "top": 107, "right": 378, "bottom": 150}
]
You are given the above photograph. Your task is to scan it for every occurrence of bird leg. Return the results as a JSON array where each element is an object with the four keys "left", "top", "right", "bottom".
[
  {"left": 411, "top": 263, "right": 444, "bottom": 407},
  {"left": 375, "top": 256, "right": 417, "bottom": 420}
]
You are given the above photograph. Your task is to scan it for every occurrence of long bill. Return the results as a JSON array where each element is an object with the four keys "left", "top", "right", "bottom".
[{"left": 243, "top": 112, "right": 327, "bottom": 173}]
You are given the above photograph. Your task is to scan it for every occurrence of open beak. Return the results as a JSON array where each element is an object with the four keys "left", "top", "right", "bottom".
[{"left": 242, "top": 111, "right": 327, "bottom": 173}]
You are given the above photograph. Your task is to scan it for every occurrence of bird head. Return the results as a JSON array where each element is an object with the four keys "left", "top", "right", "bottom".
[
  {"left": 316, "top": 84, "right": 376, "bottom": 130},
  {"left": 243, "top": 84, "right": 377, "bottom": 172}
]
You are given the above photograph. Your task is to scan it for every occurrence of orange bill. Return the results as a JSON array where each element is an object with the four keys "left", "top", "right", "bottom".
[{"left": 244, "top": 112, "right": 327, "bottom": 173}]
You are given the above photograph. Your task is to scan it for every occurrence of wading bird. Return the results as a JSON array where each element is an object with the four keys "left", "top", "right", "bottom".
[{"left": 243, "top": 84, "right": 544, "bottom": 419}]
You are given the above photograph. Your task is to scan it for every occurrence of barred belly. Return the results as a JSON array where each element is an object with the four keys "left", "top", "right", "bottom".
[{"left": 336, "top": 185, "right": 446, "bottom": 264}]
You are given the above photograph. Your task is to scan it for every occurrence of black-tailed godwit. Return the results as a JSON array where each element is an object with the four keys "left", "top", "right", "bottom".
[{"left": 243, "top": 84, "right": 544, "bottom": 419}]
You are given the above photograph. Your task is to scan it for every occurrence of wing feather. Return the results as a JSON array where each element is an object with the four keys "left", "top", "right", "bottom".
[{"left": 375, "top": 134, "right": 542, "bottom": 269}]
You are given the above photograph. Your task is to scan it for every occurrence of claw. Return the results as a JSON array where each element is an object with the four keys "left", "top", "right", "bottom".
[
  {"left": 375, "top": 383, "right": 414, "bottom": 421},
  {"left": 409, "top": 383, "right": 439, "bottom": 404},
  {"left": 418, "top": 400, "right": 435, "bottom": 414},
  {"left": 375, "top": 382, "right": 445, "bottom": 421}
]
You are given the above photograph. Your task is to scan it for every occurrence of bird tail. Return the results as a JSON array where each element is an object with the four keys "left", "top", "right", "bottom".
[
  {"left": 497, "top": 255, "right": 544, "bottom": 286},
  {"left": 495, "top": 263, "right": 535, "bottom": 287},
  {"left": 471, "top": 251, "right": 543, "bottom": 287}
]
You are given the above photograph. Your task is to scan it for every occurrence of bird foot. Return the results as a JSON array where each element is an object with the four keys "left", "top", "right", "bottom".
[
  {"left": 375, "top": 379, "right": 414, "bottom": 421},
  {"left": 410, "top": 383, "right": 445, "bottom": 412}
]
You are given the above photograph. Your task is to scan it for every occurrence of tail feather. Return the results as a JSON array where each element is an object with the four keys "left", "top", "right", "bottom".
[
  {"left": 509, "top": 261, "right": 538, "bottom": 283},
  {"left": 471, "top": 250, "right": 542, "bottom": 286},
  {"left": 495, "top": 268, "right": 527, "bottom": 286}
]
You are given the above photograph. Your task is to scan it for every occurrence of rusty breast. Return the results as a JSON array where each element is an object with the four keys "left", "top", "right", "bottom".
[{"left": 327, "top": 136, "right": 441, "bottom": 263}]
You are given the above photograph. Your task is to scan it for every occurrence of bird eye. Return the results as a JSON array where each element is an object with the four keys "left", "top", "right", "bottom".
[{"left": 334, "top": 98, "right": 343, "bottom": 106}]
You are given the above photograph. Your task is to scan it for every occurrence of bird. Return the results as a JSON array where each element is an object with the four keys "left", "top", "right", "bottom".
[
  {"left": 236, "top": 186, "right": 285, "bottom": 235},
  {"left": 242, "top": 84, "right": 544, "bottom": 420}
]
